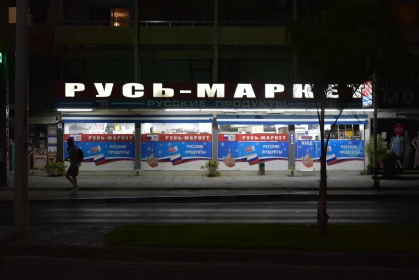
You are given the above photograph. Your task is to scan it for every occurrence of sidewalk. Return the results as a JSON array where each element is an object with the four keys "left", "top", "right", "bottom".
[
  {"left": 5, "top": 170, "right": 419, "bottom": 190},
  {"left": 1, "top": 171, "right": 419, "bottom": 202}
]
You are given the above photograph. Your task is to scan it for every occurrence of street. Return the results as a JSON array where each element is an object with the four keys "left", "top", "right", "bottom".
[
  {"left": 1, "top": 200, "right": 419, "bottom": 225},
  {"left": 2, "top": 256, "right": 419, "bottom": 280}
]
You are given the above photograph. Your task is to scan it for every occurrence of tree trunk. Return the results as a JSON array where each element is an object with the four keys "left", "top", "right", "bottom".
[{"left": 317, "top": 97, "right": 329, "bottom": 234}]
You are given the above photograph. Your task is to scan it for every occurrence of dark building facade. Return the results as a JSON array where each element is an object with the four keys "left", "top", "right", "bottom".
[{"left": 1, "top": 0, "right": 419, "bottom": 176}]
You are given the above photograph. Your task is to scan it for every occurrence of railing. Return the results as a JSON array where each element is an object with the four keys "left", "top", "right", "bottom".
[{"left": 58, "top": 20, "right": 289, "bottom": 27}]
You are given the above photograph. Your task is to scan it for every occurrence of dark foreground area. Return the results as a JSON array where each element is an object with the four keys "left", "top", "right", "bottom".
[
  {"left": 2, "top": 199, "right": 419, "bottom": 279},
  {"left": 2, "top": 200, "right": 419, "bottom": 225},
  {"left": 104, "top": 224, "right": 419, "bottom": 253},
  {"left": 2, "top": 256, "right": 419, "bottom": 280}
]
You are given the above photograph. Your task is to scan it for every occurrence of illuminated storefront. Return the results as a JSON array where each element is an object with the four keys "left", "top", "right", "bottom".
[
  {"left": 57, "top": 82, "right": 372, "bottom": 172},
  {"left": 216, "top": 115, "right": 367, "bottom": 171},
  {"left": 140, "top": 122, "right": 212, "bottom": 170},
  {"left": 63, "top": 122, "right": 135, "bottom": 170}
]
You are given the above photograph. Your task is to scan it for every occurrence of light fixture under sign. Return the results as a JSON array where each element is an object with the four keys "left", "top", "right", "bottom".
[{"left": 57, "top": 108, "right": 93, "bottom": 112}]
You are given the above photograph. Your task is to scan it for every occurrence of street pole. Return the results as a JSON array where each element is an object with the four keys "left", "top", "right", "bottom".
[
  {"left": 212, "top": 0, "right": 219, "bottom": 163},
  {"left": 373, "top": 72, "right": 378, "bottom": 190},
  {"left": 293, "top": 0, "right": 298, "bottom": 21},
  {"left": 14, "top": 0, "right": 29, "bottom": 236},
  {"left": 0, "top": 53, "right": 8, "bottom": 187},
  {"left": 134, "top": 0, "right": 139, "bottom": 81},
  {"left": 212, "top": 0, "right": 218, "bottom": 83}
]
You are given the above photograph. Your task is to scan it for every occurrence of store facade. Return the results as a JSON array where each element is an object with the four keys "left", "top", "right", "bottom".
[{"left": 56, "top": 82, "right": 371, "bottom": 172}]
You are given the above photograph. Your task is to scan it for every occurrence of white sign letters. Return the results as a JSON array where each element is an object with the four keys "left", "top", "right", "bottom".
[
  {"left": 94, "top": 83, "right": 113, "bottom": 98},
  {"left": 265, "top": 84, "right": 285, "bottom": 98},
  {"left": 122, "top": 83, "right": 144, "bottom": 98},
  {"left": 64, "top": 83, "right": 363, "bottom": 99},
  {"left": 65, "top": 83, "right": 85, "bottom": 97},
  {"left": 197, "top": 83, "right": 225, "bottom": 98}
]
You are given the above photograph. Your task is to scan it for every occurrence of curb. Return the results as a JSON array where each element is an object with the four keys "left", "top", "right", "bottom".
[
  {"left": 2, "top": 193, "right": 419, "bottom": 205},
  {"left": 2, "top": 244, "right": 419, "bottom": 269}
]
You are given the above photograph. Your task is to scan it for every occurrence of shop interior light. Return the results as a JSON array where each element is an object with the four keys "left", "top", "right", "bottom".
[
  {"left": 276, "top": 109, "right": 307, "bottom": 112},
  {"left": 236, "top": 109, "right": 271, "bottom": 112},
  {"left": 306, "top": 109, "right": 339, "bottom": 112},
  {"left": 200, "top": 109, "right": 236, "bottom": 112},
  {"left": 164, "top": 108, "right": 201, "bottom": 112},
  {"left": 305, "top": 109, "right": 374, "bottom": 112},
  {"left": 57, "top": 108, "right": 93, "bottom": 112},
  {"left": 346, "top": 109, "right": 374, "bottom": 112}
]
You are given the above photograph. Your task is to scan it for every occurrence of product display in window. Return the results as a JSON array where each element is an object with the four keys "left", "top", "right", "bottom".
[
  {"left": 142, "top": 123, "right": 211, "bottom": 135},
  {"left": 391, "top": 134, "right": 404, "bottom": 157},
  {"left": 391, "top": 134, "right": 404, "bottom": 168},
  {"left": 404, "top": 131, "right": 411, "bottom": 169}
]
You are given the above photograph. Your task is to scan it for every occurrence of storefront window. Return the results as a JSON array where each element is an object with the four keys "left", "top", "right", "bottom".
[
  {"left": 141, "top": 123, "right": 211, "bottom": 134},
  {"left": 295, "top": 125, "right": 320, "bottom": 140},
  {"left": 295, "top": 124, "right": 362, "bottom": 141},
  {"left": 217, "top": 124, "right": 289, "bottom": 171},
  {"left": 296, "top": 123, "right": 365, "bottom": 171},
  {"left": 219, "top": 124, "right": 287, "bottom": 134},
  {"left": 334, "top": 124, "right": 361, "bottom": 140},
  {"left": 141, "top": 122, "right": 212, "bottom": 171},
  {"left": 64, "top": 123, "right": 135, "bottom": 170}
]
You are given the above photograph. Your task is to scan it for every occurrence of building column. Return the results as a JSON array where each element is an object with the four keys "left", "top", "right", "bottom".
[
  {"left": 135, "top": 123, "right": 141, "bottom": 170},
  {"left": 0, "top": 0, "right": 9, "bottom": 186},
  {"left": 212, "top": 0, "right": 218, "bottom": 83},
  {"left": 0, "top": 53, "right": 9, "bottom": 186},
  {"left": 212, "top": 115, "right": 218, "bottom": 163},
  {"left": 372, "top": 73, "right": 378, "bottom": 188},
  {"left": 362, "top": 124, "right": 368, "bottom": 170},
  {"left": 288, "top": 125, "right": 296, "bottom": 171},
  {"left": 57, "top": 120, "right": 64, "bottom": 162},
  {"left": 14, "top": 0, "right": 29, "bottom": 236}
]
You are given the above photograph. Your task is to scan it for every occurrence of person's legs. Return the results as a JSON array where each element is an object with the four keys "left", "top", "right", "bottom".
[
  {"left": 72, "top": 176, "right": 78, "bottom": 189},
  {"left": 69, "top": 176, "right": 78, "bottom": 195},
  {"left": 67, "top": 165, "right": 78, "bottom": 195},
  {"left": 66, "top": 172, "right": 74, "bottom": 185}
]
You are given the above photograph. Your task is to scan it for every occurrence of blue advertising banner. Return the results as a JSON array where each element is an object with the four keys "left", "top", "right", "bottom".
[
  {"left": 218, "top": 134, "right": 289, "bottom": 169},
  {"left": 64, "top": 134, "right": 135, "bottom": 168},
  {"left": 296, "top": 139, "right": 364, "bottom": 169},
  {"left": 141, "top": 134, "right": 212, "bottom": 170}
]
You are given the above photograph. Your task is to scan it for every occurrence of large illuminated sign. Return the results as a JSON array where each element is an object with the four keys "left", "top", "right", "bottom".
[
  {"left": 64, "top": 83, "right": 288, "bottom": 99},
  {"left": 64, "top": 82, "right": 365, "bottom": 99},
  {"left": 56, "top": 82, "right": 368, "bottom": 109}
]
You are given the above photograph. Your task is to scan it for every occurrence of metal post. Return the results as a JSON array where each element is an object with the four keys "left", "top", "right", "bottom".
[
  {"left": 135, "top": 123, "right": 141, "bottom": 170},
  {"left": 373, "top": 72, "right": 379, "bottom": 190},
  {"left": 134, "top": 0, "right": 139, "bottom": 81},
  {"left": 14, "top": 0, "right": 29, "bottom": 235},
  {"left": 0, "top": 54, "right": 8, "bottom": 187},
  {"left": 212, "top": 0, "right": 219, "bottom": 163},
  {"left": 212, "top": 0, "right": 218, "bottom": 83},
  {"left": 212, "top": 114, "right": 218, "bottom": 163},
  {"left": 288, "top": 125, "right": 296, "bottom": 174},
  {"left": 293, "top": 0, "right": 298, "bottom": 21}
]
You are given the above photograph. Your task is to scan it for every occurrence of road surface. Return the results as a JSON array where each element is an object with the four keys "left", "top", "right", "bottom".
[
  {"left": 2, "top": 256, "right": 419, "bottom": 280},
  {"left": 1, "top": 200, "right": 419, "bottom": 225}
]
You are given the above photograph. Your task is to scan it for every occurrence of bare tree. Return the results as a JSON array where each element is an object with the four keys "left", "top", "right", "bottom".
[{"left": 287, "top": 0, "right": 401, "bottom": 233}]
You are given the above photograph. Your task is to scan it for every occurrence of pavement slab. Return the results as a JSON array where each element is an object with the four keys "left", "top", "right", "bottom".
[{"left": 0, "top": 171, "right": 418, "bottom": 202}]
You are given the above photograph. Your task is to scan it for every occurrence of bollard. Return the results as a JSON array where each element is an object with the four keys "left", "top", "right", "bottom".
[{"left": 258, "top": 162, "right": 265, "bottom": 175}]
